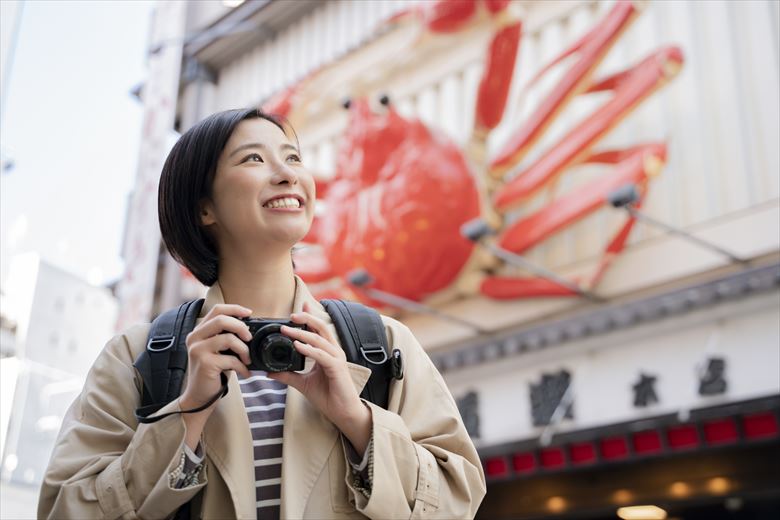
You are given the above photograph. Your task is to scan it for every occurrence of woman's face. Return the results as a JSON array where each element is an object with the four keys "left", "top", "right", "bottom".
[{"left": 201, "top": 118, "right": 315, "bottom": 253}]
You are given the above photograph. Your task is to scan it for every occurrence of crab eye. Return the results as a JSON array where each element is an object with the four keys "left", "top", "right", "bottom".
[{"left": 379, "top": 93, "right": 390, "bottom": 106}]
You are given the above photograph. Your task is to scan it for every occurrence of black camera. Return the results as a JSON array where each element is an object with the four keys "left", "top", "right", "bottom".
[{"left": 222, "top": 318, "right": 306, "bottom": 372}]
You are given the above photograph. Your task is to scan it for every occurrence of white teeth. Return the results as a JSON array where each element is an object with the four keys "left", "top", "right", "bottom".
[{"left": 264, "top": 197, "right": 301, "bottom": 209}]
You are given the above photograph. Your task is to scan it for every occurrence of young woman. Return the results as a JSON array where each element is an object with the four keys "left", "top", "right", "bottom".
[{"left": 38, "top": 109, "right": 486, "bottom": 519}]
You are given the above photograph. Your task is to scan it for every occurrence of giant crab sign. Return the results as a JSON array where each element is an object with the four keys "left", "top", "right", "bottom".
[{"left": 265, "top": 0, "right": 683, "bottom": 307}]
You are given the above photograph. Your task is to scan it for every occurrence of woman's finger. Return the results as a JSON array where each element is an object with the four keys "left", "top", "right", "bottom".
[
  {"left": 203, "top": 303, "right": 252, "bottom": 322},
  {"left": 292, "top": 304, "right": 338, "bottom": 344},
  {"left": 196, "top": 333, "right": 251, "bottom": 365},
  {"left": 211, "top": 352, "right": 251, "bottom": 379},
  {"left": 267, "top": 370, "right": 304, "bottom": 392},
  {"left": 190, "top": 314, "right": 252, "bottom": 344},
  {"left": 292, "top": 340, "right": 339, "bottom": 370},
  {"left": 281, "top": 325, "right": 343, "bottom": 359}
]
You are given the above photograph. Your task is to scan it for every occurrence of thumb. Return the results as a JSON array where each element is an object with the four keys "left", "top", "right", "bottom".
[{"left": 268, "top": 371, "right": 303, "bottom": 392}]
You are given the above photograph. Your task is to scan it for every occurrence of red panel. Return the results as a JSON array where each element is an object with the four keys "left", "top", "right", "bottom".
[
  {"left": 742, "top": 412, "right": 780, "bottom": 440},
  {"left": 539, "top": 447, "right": 566, "bottom": 469},
  {"left": 569, "top": 442, "right": 597, "bottom": 465},
  {"left": 485, "top": 457, "right": 509, "bottom": 477},
  {"left": 600, "top": 436, "right": 629, "bottom": 460},
  {"left": 667, "top": 424, "right": 700, "bottom": 450},
  {"left": 703, "top": 418, "right": 739, "bottom": 445},
  {"left": 632, "top": 430, "right": 663, "bottom": 455},
  {"left": 512, "top": 452, "right": 537, "bottom": 474}
]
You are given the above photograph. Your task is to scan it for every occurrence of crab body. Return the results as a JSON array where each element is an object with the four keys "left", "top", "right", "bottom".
[{"left": 304, "top": 99, "right": 480, "bottom": 301}]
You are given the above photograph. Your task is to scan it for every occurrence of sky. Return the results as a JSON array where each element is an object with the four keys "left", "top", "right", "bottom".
[{"left": 1, "top": 0, "right": 156, "bottom": 288}]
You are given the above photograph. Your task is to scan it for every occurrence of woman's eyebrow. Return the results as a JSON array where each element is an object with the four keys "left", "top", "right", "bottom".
[
  {"left": 229, "top": 142, "right": 265, "bottom": 158},
  {"left": 280, "top": 143, "right": 300, "bottom": 154},
  {"left": 229, "top": 142, "right": 300, "bottom": 158}
]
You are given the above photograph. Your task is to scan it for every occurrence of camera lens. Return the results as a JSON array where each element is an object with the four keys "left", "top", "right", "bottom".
[
  {"left": 260, "top": 333, "right": 295, "bottom": 371},
  {"left": 268, "top": 341, "right": 292, "bottom": 364},
  {"left": 246, "top": 322, "right": 304, "bottom": 372}
]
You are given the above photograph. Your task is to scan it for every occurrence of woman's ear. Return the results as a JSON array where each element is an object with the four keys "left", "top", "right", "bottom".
[{"left": 200, "top": 200, "right": 216, "bottom": 226}]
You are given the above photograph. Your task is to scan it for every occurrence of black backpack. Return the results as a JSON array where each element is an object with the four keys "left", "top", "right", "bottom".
[{"left": 133, "top": 298, "right": 404, "bottom": 424}]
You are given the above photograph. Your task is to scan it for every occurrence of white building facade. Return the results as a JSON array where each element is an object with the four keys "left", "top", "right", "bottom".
[{"left": 1, "top": 253, "right": 118, "bottom": 487}]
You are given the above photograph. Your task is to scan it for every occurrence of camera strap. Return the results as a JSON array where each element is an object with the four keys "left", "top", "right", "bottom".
[
  {"left": 134, "top": 373, "right": 228, "bottom": 424},
  {"left": 134, "top": 298, "right": 217, "bottom": 424}
]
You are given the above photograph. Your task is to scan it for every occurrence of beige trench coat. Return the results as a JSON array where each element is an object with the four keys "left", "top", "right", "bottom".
[{"left": 38, "top": 277, "right": 486, "bottom": 519}]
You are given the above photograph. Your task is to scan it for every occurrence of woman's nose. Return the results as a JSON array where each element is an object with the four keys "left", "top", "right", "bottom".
[{"left": 271, "top": 163, "right": 298, "bottom": 185}]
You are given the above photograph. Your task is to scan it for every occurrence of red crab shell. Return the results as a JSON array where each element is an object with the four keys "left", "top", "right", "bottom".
[{"left": 305, "top": 99, "right": 481, "bottom": 301}]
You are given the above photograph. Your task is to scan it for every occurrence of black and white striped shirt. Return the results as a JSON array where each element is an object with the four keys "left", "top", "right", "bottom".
[{"left": 239, "top": 372, "right": 288, "bottom": 520}]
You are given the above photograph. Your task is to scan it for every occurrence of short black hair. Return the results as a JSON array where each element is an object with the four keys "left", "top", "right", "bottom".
[{"left": 158, "top": 108, "right": 292, "bottom": 286}]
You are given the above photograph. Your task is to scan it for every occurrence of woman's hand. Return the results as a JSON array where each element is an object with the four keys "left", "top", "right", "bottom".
[
  {"left": 179, "top": 304, "right": 254, "bottom": 448},
  {"left": 268, "top": 302, "right": 372, "bottom": 455}
]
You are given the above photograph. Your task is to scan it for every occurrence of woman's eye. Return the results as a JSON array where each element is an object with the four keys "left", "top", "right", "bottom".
[
  {"left": 243, "top": 153, "right": 263, "bottom": 163},
  {"left": 287, "top": 154, "right": 302, "bottom": 163}
]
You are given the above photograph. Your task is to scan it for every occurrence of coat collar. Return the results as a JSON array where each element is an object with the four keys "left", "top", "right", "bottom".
[{"left": 198, "top": 276, "right": 372, "bottom": 518}]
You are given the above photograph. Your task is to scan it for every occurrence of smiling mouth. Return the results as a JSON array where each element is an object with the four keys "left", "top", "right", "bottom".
[{"left": 262, "top": 196, "right": 303, "bottom": 209}]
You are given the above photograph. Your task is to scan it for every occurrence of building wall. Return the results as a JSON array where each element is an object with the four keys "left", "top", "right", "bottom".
[
  {"left": 446, "top": 290, "right": 780, "bottom": 447},
  {"left": 210, "top": 0, "right": 419, "bottom": 112},
  {"left": 1, "top": 253, "right": 118, "bottom": 486},
  {"left": 179, "top": 0, "right": 780, "bottom": 350},
  {"left": 183, "top": 0, "right": 233, "bottom": 35}
]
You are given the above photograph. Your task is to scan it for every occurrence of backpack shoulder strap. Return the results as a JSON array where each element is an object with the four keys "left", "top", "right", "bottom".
[
  {"left": 320, "top": 299, "right": 403, "bottom": 409},
  {"left": 133, "top": 298, "right": 204, "bottom": 421}
]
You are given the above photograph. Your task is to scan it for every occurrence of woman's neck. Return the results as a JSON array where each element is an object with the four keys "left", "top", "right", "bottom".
[{"left": 216, "top": 249, "right": 298, "bottom": 318}]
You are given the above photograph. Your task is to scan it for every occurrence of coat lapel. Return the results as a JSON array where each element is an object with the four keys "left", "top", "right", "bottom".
[
  {"left": 202, "top": 373, "right": 257, "bottom": 519},
  {"left": 198, "top": 283, "right": 256, "bottom": 519}
]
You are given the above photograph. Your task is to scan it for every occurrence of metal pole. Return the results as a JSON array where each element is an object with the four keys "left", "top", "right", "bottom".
[
  {"left": 484, "top": 243, "right": 603, "bottom": 302},
  {"left": 627, "top": 207, "right": 749, "bottom": 265},
  {"left": 359, "top": 287, "right": 489, "bottom": 335},
  {"left": 539, "top": 381, "right": 574, "bottom": 447}
]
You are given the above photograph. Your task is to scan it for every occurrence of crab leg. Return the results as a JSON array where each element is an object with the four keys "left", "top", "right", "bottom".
[
  {"left": 465, "top": 2, "right": 522, "bottom": 229},
  {"left": 480, "top": 191, "right": 645, "bottom": 299},
  {"left": 493, "top": 45, "right": 682, "bottom": 211},
  {"left": 480, "top": 275, "right": 580, "bottom": 298},
  {"left": 489, "top": 0, "right": 639, "bottom": 179},
  {"left": 478, "top": 143, "right": 664, "bottom": 299},
  {"left": 474, "top": 20, "right": 522, "bottom": 135},
  {"left": 389, "top": 0, "right": 514, "bottom": 32},
  {"left": 409, "top": 0, "right": 477, "bottom": 32},
  {"left": 586, "top": 194, "right": 645, "bottom": 290},
  {"left": 488, "top": 0, "right": 645, "bottom": 178},
  {"left": 498, "top": 142, "right": 665, "bottom": 253}
]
